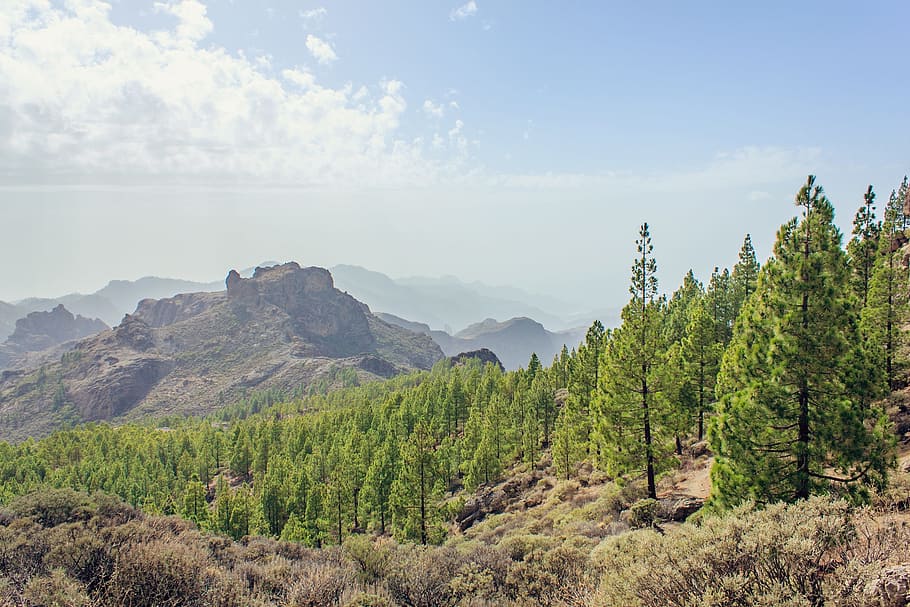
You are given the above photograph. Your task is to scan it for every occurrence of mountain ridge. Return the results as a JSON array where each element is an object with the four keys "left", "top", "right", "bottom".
[{"left": 0, "top": 263, "right": 443, "bottom": 441}]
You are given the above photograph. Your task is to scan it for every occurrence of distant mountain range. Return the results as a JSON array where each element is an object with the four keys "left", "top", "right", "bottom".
[
  {"left": 0, "top": 263, "right": 443, "bottom": 441},
  {"left": 0, "top": 264, "right": 616, "bottom": 343},
  {"left": 0, "top": 262, "right": 614, "bottom": 385},
  {"left": 331, "top": 265, "right": 615, "bottom": 333},
  {"left": 377, "top": 313, "right": 585, "bottom": 371}
]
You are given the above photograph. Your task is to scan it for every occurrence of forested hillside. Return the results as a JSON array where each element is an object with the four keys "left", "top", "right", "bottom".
[{"left": 2, "top": 175, "right": 910, "bottom": 607}]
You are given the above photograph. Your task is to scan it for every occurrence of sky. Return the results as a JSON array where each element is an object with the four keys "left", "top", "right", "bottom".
[{"left": 0, "top": 0, "right": 908, "bottom": 314}]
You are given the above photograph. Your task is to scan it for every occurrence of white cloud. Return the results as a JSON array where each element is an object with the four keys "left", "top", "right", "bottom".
[
  {"left": 305, "top": 34, "right": 337, "bottom": 64},
  {"left": 299, "top": 7, "right": 328, "bottom": 22},
  {"left": 423, "top": 99, "right": 444, "bottom": 118},
  {"left": 0, "top": 0, "right": 444, "bottom": 187},
  {"left": 281, "top": 68, "right": 315, "bottom": 89},
  {"left": 153, "top": 0, "right": 213, "bottom": 42},
  {"left": 448, "top": 119, "right": 468, "bottom": 154},
  {"left": 449, "top": 1, "right": 478, "bottom": 21}
]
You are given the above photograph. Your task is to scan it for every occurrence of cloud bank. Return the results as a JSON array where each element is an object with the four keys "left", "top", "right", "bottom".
[{"left": 0, "top": 0, "right": 435, "bottom": 186}]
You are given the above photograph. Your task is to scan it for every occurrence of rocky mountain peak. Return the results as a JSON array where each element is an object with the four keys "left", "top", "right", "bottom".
[{"left": 7, "top": 304, "right": 109, "bottom": 353}]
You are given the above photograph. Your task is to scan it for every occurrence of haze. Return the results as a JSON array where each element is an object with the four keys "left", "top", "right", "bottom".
[{"left": 1, "top": 1, "right": 908, "bottom": 312}]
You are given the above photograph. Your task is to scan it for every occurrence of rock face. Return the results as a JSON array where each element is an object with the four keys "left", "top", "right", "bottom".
[
  {"left": 0, "top": 305, "right": 109, "bottom": 369},
  {"left": 0, "top": 264, "right": 444, "bottom": 441},
  {"left": 863, "top": 565, "right": 910, "bottom": 607},
  {"left": 225, "top": 264, "right": 374, "bottom": 357},
  {"left": 7, "top": 305, "right": 108, "bottom": 352},
  {"left": 449, "top": 348, "right": 505, "bottom": 371}
]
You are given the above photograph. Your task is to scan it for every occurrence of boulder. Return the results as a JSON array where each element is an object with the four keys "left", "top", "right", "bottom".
[
  {"left": 863, "top": 564, "right": 910, "bottom": 607},
  {"left": 658, "top": 496, "right": 704, "bottom": 522}
]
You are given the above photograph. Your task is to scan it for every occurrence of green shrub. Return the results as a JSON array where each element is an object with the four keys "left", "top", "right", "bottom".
[{"left": 627, "top": 498, "right": 660, "bottom": 529}]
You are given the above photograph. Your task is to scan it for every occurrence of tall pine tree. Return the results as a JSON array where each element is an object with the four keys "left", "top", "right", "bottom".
[
  {"left": 711, "top": 176, "right": 892, "bottom": 506},
  {"left": 848, "top": 185, "right": 881, "bottom": 306},
  {"left": 594, "top": 223, "right": 672, "bottom": 499},
  {"left": 731, "top": 234, "right": 760, "bottom": 318},
  {"left": 861, "top": 188, "right": 909, "bottom": 389}
]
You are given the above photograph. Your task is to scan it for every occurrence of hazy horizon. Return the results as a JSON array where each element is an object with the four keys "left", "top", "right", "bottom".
[{"left": 2, "top": 1, "right": 908, "bottom": 310}]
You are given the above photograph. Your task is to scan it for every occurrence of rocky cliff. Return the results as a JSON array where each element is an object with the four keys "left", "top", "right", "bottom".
[
  {"left": 0, "top": 263, "right": 443, "bottom": 441},
  {"left": 0, "top": 305, "right": 109, "bottom": 370}
]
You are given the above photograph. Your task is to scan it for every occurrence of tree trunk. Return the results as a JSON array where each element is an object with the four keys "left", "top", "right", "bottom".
[{"left": 643, "top": 373, "right": 656, "bottom": 499}]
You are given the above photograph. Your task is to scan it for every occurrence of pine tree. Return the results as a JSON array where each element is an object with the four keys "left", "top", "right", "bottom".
[
  {"left": 862, "top": 188, "right": 909, "bottom": 389},
  {"left": 711, "top": 176, "right": 892, "bottom": 506},
  {"left": 678, "top": 297, "right": 723, "bottom": 441},
  {"left": 707, "top": 266, "right": 734, "bottom": 345},
  {"left": 848, "top": 186, "right": 882, "bottom": 306},
  {"left": 666, "top": 270, "right": 704, "bottom": 344},
  {"left": 362, "top": 439, "right": 396, "bottom": 534},
  {"left": 731, "top": 234, "right": 760, "bottom": 317},
  {"left": 180, "top": 477, "right": 210, "bottom": 528},
  {"left": 390, "top": 421, "right": 440, "bottom": 544},
  {"left": 566, "top": 321, "right": 606, "bottom": 454},
  {"left": 593, "top": 223, "right": 672, "bottom": 499}
]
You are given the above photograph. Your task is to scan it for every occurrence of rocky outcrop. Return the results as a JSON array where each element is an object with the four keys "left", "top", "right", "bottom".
[
  {"left": 7, "top": 305, "right": 108, "bottom": 352},
  {"left": 456, "top": 469, "right": 547, "bottom": 531},
  {"left": 863, "top": 565, "right": 910, "bottom": 607},
  {"left": 0, "top": 264, "right": 444, "bottom": 441},
  {"left": 658, "top": 496, "right": 704, "bottom": 522},
  {"left": 449, "top": 348, "right": 505, "bottom": 371},
  {"left": 68, "top": 355, "right": 174, "bottom": 420},
  {"left": 134, "top": 293, "right": 222, "bottom": 328},
  {"left": 0, "top": 305, "right": 109, "bottom": 369},
  {"left": 228, "top": 263, "right": 375, "bottom": 357}
]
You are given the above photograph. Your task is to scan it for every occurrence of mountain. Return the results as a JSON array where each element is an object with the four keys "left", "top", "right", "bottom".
[
  {"left": 377, "top": 312, "right": 585, "bottom": 370},
  {"left": 0, "top": 301, "right": 27, "bottom": 341},
  {"left": 14, "top": 278, "right": 223, "bottom": 328},
  {"left": 9, "top": 265, "right": 279, "bottom": 330},
  {"left": 332, "top": 265, "right": 573, "bottom": 333},
  {"left": 0, "top": 263, "right": 443, "bottom": 441},
  {"left": 0, "top": 305, "right": 109, "bottom": 370}
]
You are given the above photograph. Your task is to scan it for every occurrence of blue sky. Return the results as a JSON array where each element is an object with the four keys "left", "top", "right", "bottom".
[{"left": 0, "top": 1, "right": 908, "bottom": 316}]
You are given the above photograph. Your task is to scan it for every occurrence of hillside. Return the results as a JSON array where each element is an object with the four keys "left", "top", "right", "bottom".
[
  {"left": 378, "top": 313, "right": 585, "bottom": 370},
  {"left": 0, "top": 263, "right": 443, "bottom": 441}
]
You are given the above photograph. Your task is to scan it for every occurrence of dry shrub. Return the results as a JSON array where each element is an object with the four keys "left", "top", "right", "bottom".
[
  {"left": 590, "top": 497, "right": 859, "bottom": 607},
  {"left": 285, "top": 558, "right": 356, "bottom": 607},
  {"left": 102, "top": 538, "right": 212, "bottom": 607},
  {"left": 4, "top": 489, "right": 96, "bottom": 528},
  {"left": 22, "top": 568, "right": 91, "bottom": 607},
  {"left": 498, "top": 533, "right": 557, "bottom": 562},
  {"left": 344, "top": 534, "right": 393, "bottom": 583},
  {"left": 385, "top": 544, "right": 462, "bottom": 607},
  {"left": 343, "top": 591, "right": 395, "bottom": 607},
  {"left": 449, "top": 543, "right": 510, "bottom": 603},
  {"left": 551, "top": 480, "right": 580, "bottom": 503},
  {"left": 234, "top": 555, "right": 298, "bottom": 601},
  {"left": 44, "top": 522, "right": 116, "bottom": 593}
]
